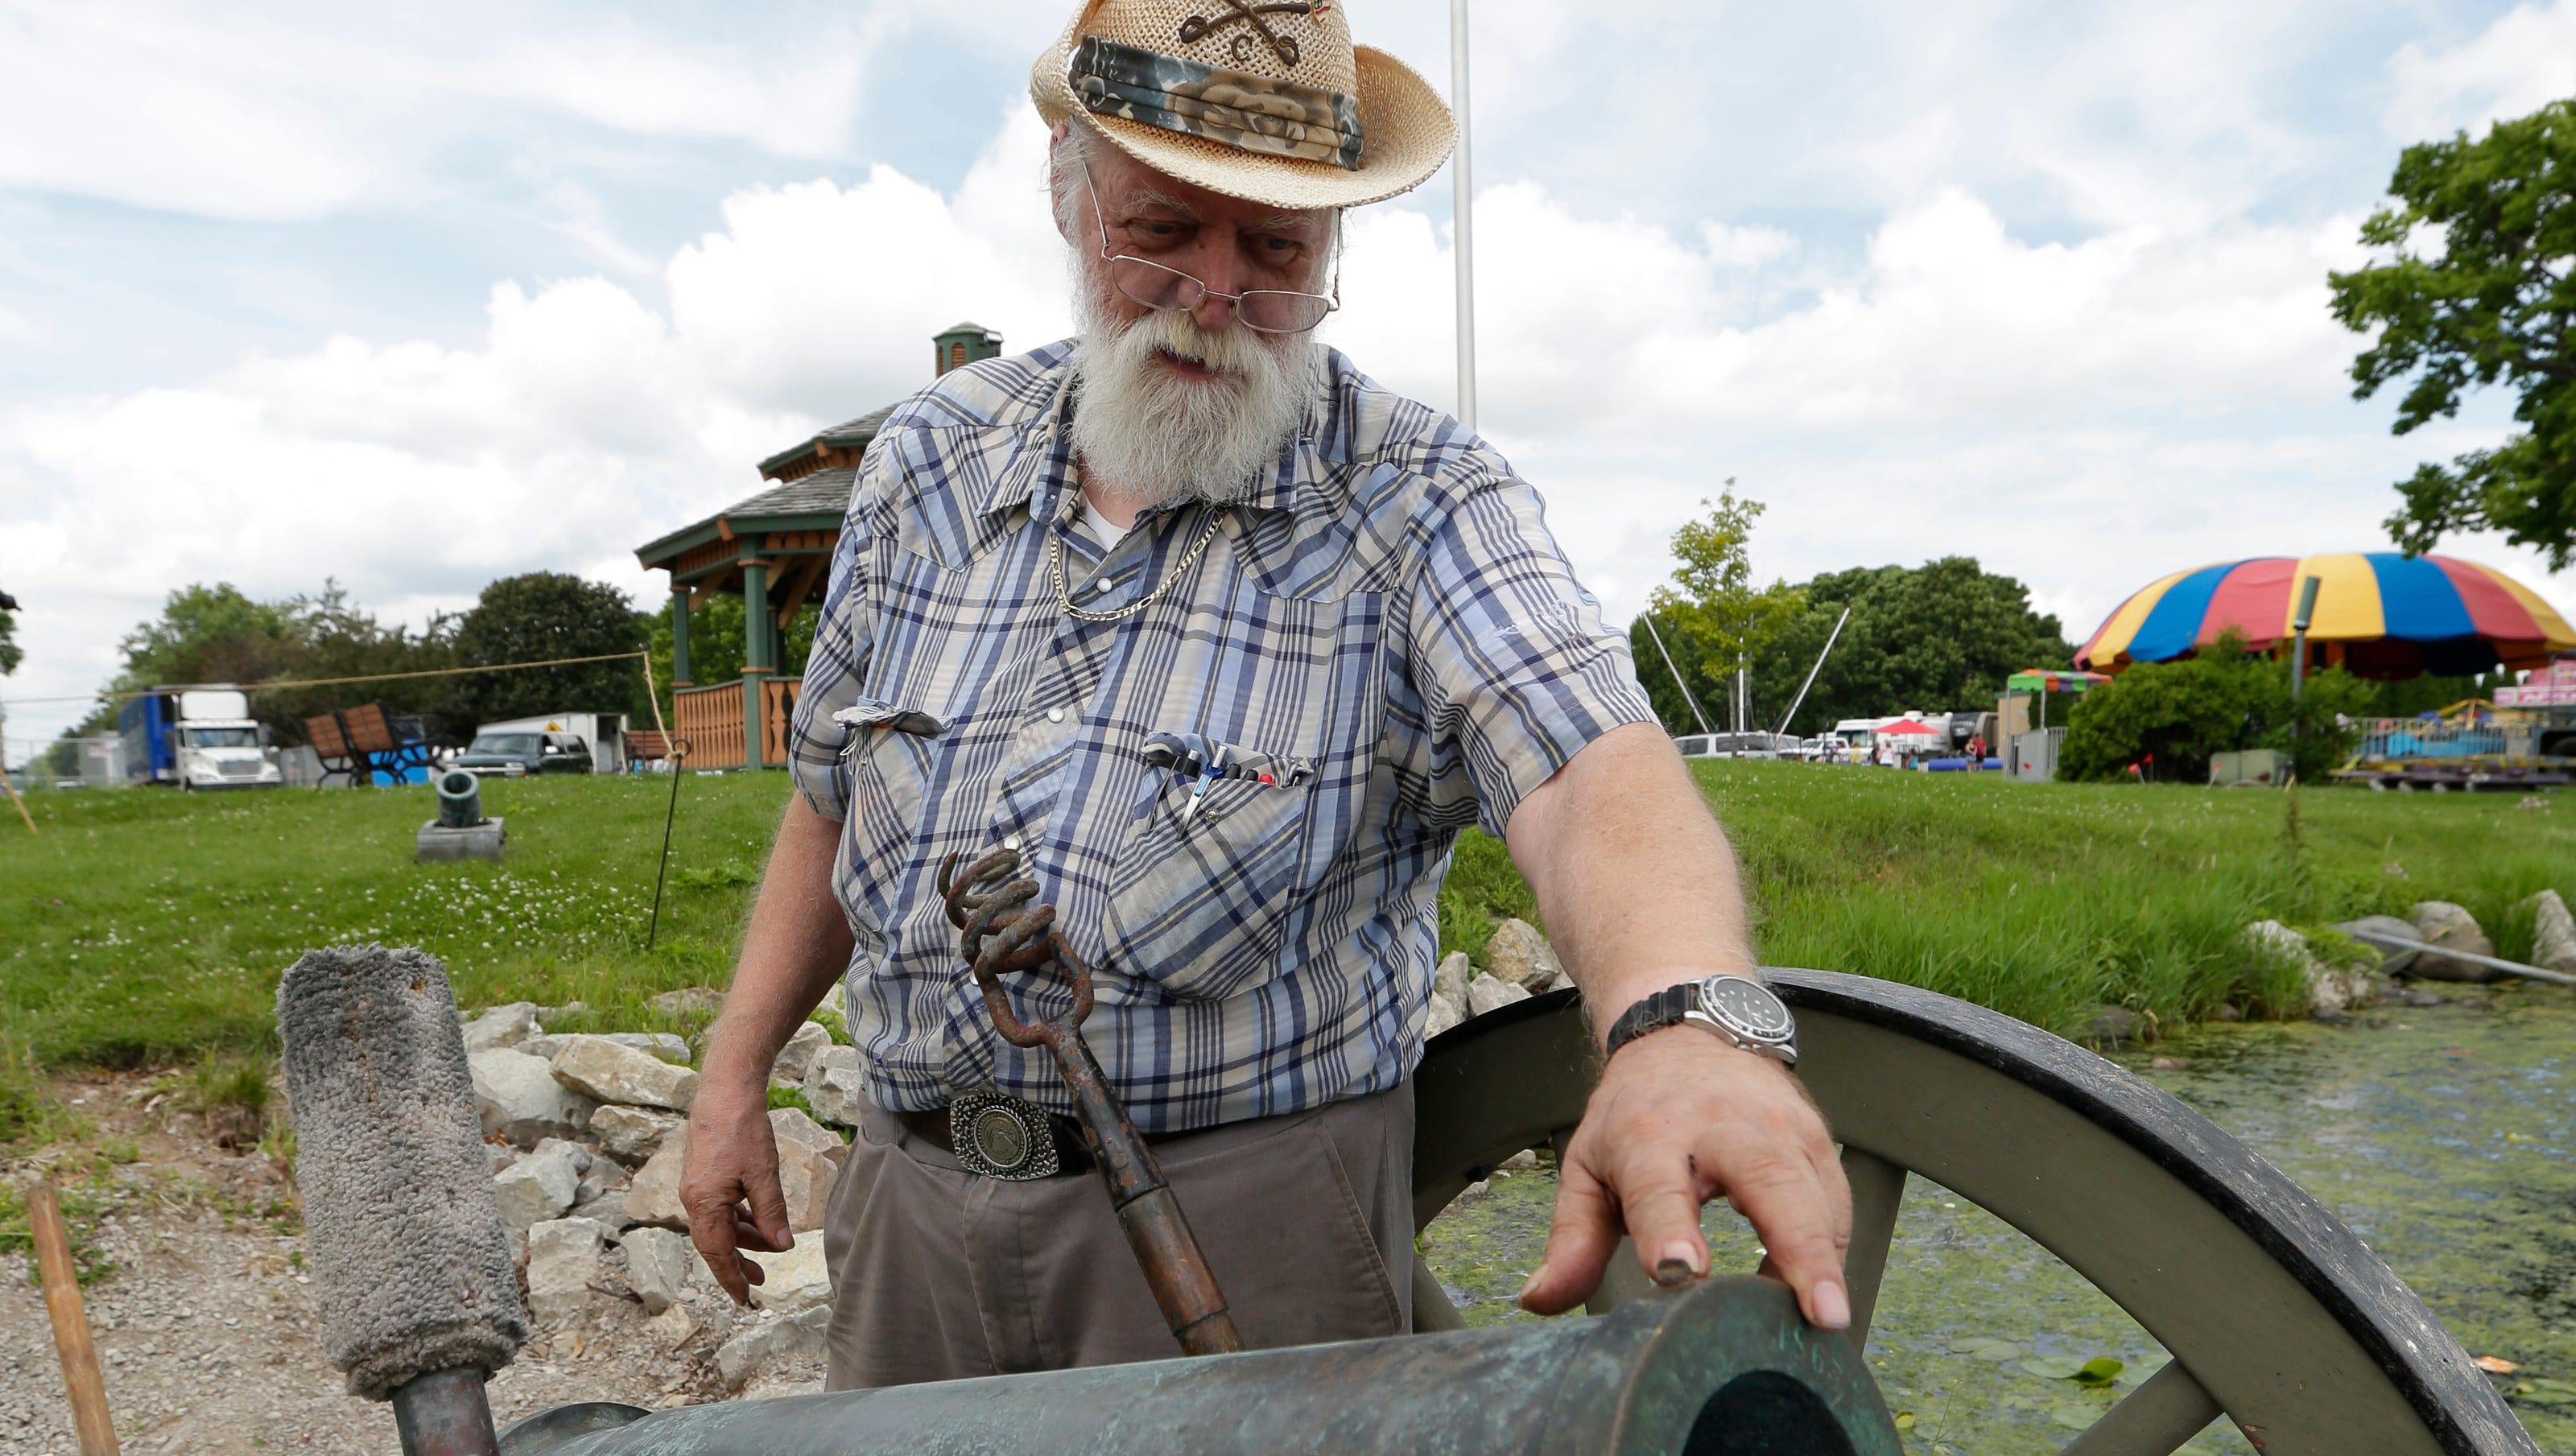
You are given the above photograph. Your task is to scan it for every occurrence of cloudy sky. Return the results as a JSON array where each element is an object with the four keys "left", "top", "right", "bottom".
[{"left": 4, "top": 0, "right": 2574, "bottom": 756}]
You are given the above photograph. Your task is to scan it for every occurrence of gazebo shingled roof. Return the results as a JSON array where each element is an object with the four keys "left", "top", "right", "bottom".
[{"left": 634, "top": 324, "right": 1005, "bottom": 769}]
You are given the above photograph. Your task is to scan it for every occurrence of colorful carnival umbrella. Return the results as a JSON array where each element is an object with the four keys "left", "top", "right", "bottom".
[{"left": 2076, "top": 553, "right": 2576, "bottom": 680}]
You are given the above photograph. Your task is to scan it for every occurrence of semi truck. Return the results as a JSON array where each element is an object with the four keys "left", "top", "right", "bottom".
[{"left": 118, "top": 687, "right": 283, "bottom": 790}]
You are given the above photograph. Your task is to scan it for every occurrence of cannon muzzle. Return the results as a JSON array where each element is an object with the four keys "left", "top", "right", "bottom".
[
  {"left": 436, "top": 769, "right": 485, "bottom": 828},
  {"left": 498, "top": 1276, "right": 1897, "bottom": 1456}
]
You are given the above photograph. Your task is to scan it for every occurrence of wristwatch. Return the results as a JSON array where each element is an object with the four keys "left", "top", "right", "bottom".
[{"left": 1604, "top": 975, "right": 1798, "bottom": 1066}]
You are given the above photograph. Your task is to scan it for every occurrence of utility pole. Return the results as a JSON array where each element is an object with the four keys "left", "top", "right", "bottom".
[{"left": 1450, "top": 0, "right": 1477, "bottom": 430}]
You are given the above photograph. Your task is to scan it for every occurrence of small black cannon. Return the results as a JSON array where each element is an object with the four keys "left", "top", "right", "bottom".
[
  {"left": 416, "top": 769, "right": 505, "bottom": 863},
  {"left": 493, "top": 1276, "right": 1895, "bottom": 1456}
]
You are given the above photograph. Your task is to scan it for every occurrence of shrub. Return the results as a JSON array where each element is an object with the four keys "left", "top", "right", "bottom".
[{"left": 2058, "top": 632, "right": 2369, "bottom": 784}]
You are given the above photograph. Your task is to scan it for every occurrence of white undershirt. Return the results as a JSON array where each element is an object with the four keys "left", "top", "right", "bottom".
[{"left": 1078, "top": 498, "right": 1129, "bottom": 553}]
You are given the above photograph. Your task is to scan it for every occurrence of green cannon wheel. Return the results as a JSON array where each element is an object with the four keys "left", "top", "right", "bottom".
[{"left": 1408, "top": 971, "right": 2537, "bottom": 1456}]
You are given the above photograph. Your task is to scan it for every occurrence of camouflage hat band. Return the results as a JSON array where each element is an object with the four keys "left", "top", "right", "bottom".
[{"left": 1070, "top": 36, "right": 1364, "bottom": 171}]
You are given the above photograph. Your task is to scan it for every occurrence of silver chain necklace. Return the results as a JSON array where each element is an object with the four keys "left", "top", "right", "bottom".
[{"left": 1050, "top": 506, "right": 1227, "bottom": 623}]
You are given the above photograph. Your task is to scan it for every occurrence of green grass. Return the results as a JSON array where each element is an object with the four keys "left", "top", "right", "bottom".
[
  {"left": 2, "top": 765, "right": 2568, "bottom": 1137},
  {"left": 0, "top": 773, "right": 793, "bottom": 1072}
]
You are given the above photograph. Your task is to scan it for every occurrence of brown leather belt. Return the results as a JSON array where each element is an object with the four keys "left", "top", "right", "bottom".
[
  {"left": 898, "top": 1096, "right": 1188, "bottom": 1180},
  {"left": 897, "top": 1101, "right": 1096, "bottom": 1178}
]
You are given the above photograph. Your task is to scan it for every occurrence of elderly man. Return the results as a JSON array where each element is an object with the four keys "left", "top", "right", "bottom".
[{"left": 682, "top": 0, "right": 1849, "bottom": 1388}]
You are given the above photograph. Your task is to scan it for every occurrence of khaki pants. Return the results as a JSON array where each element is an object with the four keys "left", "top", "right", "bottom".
[{"left": 821, "top": 1085, "right": 1415, "bottom": 1388}]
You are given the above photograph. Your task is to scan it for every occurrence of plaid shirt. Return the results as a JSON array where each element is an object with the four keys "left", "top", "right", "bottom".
[{"left": 787, "top": 342, "right": 1654, "bottom": 1132}]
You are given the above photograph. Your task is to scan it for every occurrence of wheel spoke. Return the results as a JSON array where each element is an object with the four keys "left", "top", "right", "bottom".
[
  {"left": 1839, "top": 1147, "right": 1905, "bottom": 1350},
  {"left": 2058, "top": 1359, "right": 2224, "bottom": 1456},
  {"left": 1410, "top": 1259, "right": 1468, "bottom": 1332},
  {"left": 1584, "top": 1237, "right": 1661, "bottom": 1314}
]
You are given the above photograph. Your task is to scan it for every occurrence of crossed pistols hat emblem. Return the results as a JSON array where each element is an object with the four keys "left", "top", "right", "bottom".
[{"left": 1179, "top": 0, "right": 1330, "bottom": 68}]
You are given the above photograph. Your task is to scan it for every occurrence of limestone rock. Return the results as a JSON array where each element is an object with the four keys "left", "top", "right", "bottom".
[
  {"left": 2086, "top": 1005, "right": 2137, "bottom": 1046},
  {"left": 1467, "top": 975, "right": 1532, "bottom": 1018},
  {"left": 770, "top": 1106, "right": 843, "bottom": 1157},
  {"left": 2335, "top": 915, "right": 2423, "bottom": 975},
  {"left": 1434, "top": 953, "right": 1472, "bottom": 1009},
  {"left": 493, "top": 1140, "right": 583, "bottom": 1231},
  {"left": 642, "top": 1303, "right": 697, "bottom": 1351},
  {"left": 746, "top": 1229, "right": 832, "bottom": 1313},
  {"left": 771, "top": 1108, "right": 848, "bottom": 1234},
  {"left": 651, "top": 987, "right": 727, "bottom": 1019},
  {"left": 620, "top": 1226, "right": 697, "bottom": 1315},
  {"left": 469, "top": 1048, "right": 597, "bottom": 1148},
  {"left": 593, "top": 1031, "right": 691, "bottom": 1063},
  {"left": 518, "top": 1034, "right": 567, "bottom": 1062},
  {"left": 2244, "top": 920, "right": 2376, "bottom": 1016},
  {"left": 2524, "top": 889, "right": 2576, "bottom": 974},
  {"left": 592, "top": 1104, "right": 687, "bottom": 1164},
  {"left": 525, "top": 1217, "right": 606, "bottom": 1326},
  {"left": 460, "top": 1002, "right": 542, "bottom": 1054},
  {"left": 803, "top": 1045, "right": 869, "bottom": 1128},
  {"left": 566, "top": 1155, "right": 631, "bottom": 1231},
  {"left": 1424, "top": 995, "right": 1463, "bottom": 1039},
  {"left": 567, "top": 1189, "right": 633, "bottom": 1233},
  {"left": 551, "top": 1035, "right": 700, "bottom": 1112},
  {"left": 1484, "top": 919, "right": 1563, "bottom": 988},
  {"left": 2412, "top": 901, "right": 2500, "bottom": 982},
  {"left": 716, "top": 1305, "right": 831, "bottom": 1392},
  {"left": 625, "top": 1128, "right": 689, "bottom": 1229},
  {"left": 772, "top": 1021, "right": 834, "bottom": 1089}
]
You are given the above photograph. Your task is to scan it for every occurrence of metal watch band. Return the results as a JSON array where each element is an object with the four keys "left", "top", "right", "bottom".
[{"left": 1603, "top": 982, "right": 1697, "bottom": 1058}]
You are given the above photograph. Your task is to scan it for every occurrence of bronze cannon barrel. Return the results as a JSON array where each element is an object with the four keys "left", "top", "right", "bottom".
[{"left": 497, "top": 1277, "right": 1897, "bottom": 1456}]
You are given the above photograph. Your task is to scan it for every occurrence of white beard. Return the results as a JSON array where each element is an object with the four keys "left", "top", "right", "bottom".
[{"left": 1068, "top": 278, "right": 1322, "bottom": 509}]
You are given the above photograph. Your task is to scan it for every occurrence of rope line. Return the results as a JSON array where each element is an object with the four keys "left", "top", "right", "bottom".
[{"left": 0, "top": 650, "right": 653, "bottom": 707}]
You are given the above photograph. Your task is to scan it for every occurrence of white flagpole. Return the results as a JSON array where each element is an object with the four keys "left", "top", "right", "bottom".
[{"left": 1450, "top": 0, "right": 1477, "bottom": 430}]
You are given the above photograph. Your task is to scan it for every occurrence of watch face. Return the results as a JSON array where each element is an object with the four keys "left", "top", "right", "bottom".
[{"left": 1699, "top": 976, "right": 1793, "bottom": 1041}]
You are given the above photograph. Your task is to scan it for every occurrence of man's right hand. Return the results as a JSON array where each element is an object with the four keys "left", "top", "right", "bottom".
[{"left": 679, "top": 1073, "right": 795, "bottom": 1305}]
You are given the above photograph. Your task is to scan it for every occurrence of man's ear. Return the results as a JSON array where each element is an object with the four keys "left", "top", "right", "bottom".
[{"left": 1049, "top": 121, "right": 1079, "bottom": 247}]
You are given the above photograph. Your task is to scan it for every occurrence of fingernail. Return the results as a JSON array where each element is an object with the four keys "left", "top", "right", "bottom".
[
  {"left": 1517, "top": 1268, "right": 1543, "bottom": 1302},
  {"left": 1812, "top": 1280, "right": 1852, "bottom": 1330},
  {"left": 1653, "top": 1258, "right": 1695, "bottom": 1288}
]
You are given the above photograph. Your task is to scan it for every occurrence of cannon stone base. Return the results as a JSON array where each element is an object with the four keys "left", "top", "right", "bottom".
[{"left": 417, "top": 818, "right": 506, "bottom": 864}]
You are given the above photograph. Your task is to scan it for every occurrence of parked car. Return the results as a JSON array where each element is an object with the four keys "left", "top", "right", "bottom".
[{"left": 452, "top": 730, "right": 593, "bottom": 777}]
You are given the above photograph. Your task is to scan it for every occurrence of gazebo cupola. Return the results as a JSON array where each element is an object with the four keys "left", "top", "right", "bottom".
[{"left": 635, "top": 324, "right": 1001, "bottom": 769}]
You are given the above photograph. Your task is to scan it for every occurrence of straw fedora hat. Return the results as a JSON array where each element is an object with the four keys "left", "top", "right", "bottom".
[{"left": 1031, "top": 0, "right": 1456, "bottom": 210}]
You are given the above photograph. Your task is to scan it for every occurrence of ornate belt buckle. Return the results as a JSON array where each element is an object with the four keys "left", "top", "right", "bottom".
[{"left": 950, "top": 1091, "right": 1061, "bottom": 1181}]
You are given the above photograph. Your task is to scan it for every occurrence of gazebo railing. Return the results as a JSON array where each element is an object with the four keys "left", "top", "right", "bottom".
[{"left": 672, "top": 677, "right": 804, "bottom": 770}]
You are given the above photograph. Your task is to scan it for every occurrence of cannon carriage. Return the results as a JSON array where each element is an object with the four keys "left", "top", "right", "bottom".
[{"left": 468, "top": 971, "right": 2529, "bottom": 1456}]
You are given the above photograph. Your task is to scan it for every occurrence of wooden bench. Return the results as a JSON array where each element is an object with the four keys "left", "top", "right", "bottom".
[
  {"left": 624, "top": 729, "right": 675, "bottom": 766},
  {"left": 301, "top": 703, "right": 438, "bottom": 787}
]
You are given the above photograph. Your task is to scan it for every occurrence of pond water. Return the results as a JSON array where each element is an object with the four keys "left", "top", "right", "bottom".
[{"left": 1418, "top": 982, "right": 2576, "bottom": 1453}]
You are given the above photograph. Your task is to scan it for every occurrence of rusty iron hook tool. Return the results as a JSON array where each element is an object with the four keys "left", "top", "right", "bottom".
[{"left": 939, "top": 848, "right": 1246, "bottom": 1357}]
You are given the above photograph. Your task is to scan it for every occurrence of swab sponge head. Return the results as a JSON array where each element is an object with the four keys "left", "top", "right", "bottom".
[{"left": 277, "top": 945, "right": 527, "bottom": 1399}]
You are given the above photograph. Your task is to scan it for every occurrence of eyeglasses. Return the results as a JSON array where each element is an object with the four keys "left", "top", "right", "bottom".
[{"left": 1081, "top": 161, "right": 1338, "bottom": 336}]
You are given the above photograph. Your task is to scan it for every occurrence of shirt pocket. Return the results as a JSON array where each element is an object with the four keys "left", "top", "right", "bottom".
[
  {"left": 1100, "top": 584, "right": 1385, "bottom": 1002},
  {"left": 1105, "top": 767, "right": 1315, "bottom": 1001},
  {"left": 834, "top": 698, "right": 945, "bottom": 926}
]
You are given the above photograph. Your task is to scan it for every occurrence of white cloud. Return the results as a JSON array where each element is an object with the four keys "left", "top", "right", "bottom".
[
  {"left": 2389, "top": 0, "right": 2576, "bottom": 140},
  {"left": 8, "top": 89, "right": 2576, "bottom": 754},
  {"left": 0, "top": 1, "right": 884, "bottom": 219}
]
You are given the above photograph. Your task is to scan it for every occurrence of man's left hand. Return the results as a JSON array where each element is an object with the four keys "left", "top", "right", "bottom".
[{"left": 1516, "top": 1016, "right": 1852, "bottom": 1327}]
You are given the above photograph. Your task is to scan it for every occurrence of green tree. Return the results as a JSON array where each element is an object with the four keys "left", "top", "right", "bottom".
[
  {"left": 2058, "top": 633, "right": 2371, "bottom": 784},
  {"left": 0, "top": 592, "right": 20, "bottom": 677},
  {"left": 2330, "top": 99, "right": 2576, "bottom": 567},
  {"left": 89, "top": 582, "right": 456, "bottom": 745},
  {"left": 1682, "top": 558, "right": 2074, "bottom": 739},
  {"left": 448, "top": 573, "right": 651, "bottom": 735},
  {"left": 1634, "top": 487, "right": 1806, "bottom": 732}
]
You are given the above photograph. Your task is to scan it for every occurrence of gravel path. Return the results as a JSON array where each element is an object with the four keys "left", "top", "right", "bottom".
[{"left": 2, "top": 1075, "right": 818, "bottom": 1454}]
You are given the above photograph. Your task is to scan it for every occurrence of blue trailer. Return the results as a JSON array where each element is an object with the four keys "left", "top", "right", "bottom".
[{"left": 118, "top": 687, "right": 282, "bottom": 789}]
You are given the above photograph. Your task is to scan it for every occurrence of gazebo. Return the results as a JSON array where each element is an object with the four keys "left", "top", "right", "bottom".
[{"left": 635, "top": 323, "right": 1004, "bottom": 769}]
